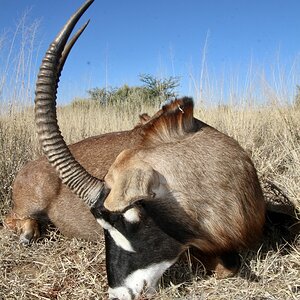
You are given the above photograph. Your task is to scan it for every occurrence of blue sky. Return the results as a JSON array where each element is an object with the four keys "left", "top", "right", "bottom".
[{"left": 1, "top": 0, "right": 300, "bottom": 104}]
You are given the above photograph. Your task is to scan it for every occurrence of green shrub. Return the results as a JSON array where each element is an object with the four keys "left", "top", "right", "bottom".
[{"left": 86, "top": 74, "right": 181, "bottom": 107}]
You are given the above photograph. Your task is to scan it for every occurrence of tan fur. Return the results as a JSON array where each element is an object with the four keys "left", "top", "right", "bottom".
[
  {"left": 186, "top": 249, "right": 240, "bottom": 279},
  {"left": 104, "top": 151, "right": 159, "bottom": 211},
  {"left": 140, "top": 98, "right": 197, "bottom": 146},
  {"left": 4, "top": 115, "right": 150, "bottom": 242},
  {"left": 5, "top": 99, "right": 264, "bottom": 277},
  {"left": 104, "top": 98, "right": 266, "bottom": 254}
]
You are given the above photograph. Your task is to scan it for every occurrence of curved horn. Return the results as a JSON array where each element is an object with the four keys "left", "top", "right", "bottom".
[
  {"left": 58, "top": 20, "right": 90, "bottom": 77},
  {"left": 35, "top": 0, "right": 104, "bottom": 207}
]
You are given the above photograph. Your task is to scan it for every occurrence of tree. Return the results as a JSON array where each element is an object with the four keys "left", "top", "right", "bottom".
[{"left": 139, "top": 74, "right": 180, "bottom": 102}]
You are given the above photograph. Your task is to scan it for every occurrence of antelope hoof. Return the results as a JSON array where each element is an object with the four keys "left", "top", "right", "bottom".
[
  {"left": 4, "top": 215, "right": 40, "bottom": 245},
  {"left": 19, "top": 233, "right": 32, "bottom": 246},
  {"left": 214, "top": 252, "right": 241, "bottom": 279},
  {"left": 19, "top": 219, "right": 40, "bottom": 245}
]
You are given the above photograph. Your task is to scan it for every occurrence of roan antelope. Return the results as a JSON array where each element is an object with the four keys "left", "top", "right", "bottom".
[{"left": 28, "top": 1, "right": 267, "bottom": 299}]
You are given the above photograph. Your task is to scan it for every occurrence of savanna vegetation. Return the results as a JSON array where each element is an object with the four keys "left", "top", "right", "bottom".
[{"left": 0, "top": 15, "right": 299, "bottom": 300}]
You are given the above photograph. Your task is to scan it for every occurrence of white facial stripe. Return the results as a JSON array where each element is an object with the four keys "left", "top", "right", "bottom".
[
  {"left": 123, "top": 207, "right": 140, "bottom": 223},
  {"left": 108, "top": 287, "right": 132, "bottom": 300},
  {"left": 96, "top": 218, "right": 135, "bottom": 253},
  {"left": 108, "top": 260, "right": 176, "bottom": 300}
]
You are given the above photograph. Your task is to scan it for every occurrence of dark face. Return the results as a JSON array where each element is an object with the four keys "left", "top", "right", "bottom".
[{"left": 92, "top": 204, "right": 183, "bottom": 300}]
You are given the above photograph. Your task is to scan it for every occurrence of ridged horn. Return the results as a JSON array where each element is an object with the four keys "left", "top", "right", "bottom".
[{"left": 35, "top": 0, "right": 104, "bottom": 208}]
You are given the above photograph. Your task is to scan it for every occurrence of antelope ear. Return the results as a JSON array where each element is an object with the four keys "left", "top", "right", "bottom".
[{"left": 104, "top": 161, "right": 160, "bottom": 212}]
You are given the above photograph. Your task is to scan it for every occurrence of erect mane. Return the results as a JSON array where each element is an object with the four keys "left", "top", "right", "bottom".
[{"left": 140, "top": 97, "right": 197, "bottom": 146}]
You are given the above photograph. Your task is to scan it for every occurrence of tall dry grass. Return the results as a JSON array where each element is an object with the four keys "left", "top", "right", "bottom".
[{"left": 0, "top": 13, "right": 40, "bottom": 218}]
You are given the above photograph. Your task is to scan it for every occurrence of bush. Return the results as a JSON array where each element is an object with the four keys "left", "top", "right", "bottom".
[{"left": 86, "top": 74, "right": 181, "bottom": 107}]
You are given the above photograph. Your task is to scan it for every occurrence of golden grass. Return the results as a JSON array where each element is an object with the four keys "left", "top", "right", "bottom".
[{"left": 0, "top": 102, "right": 299, "bottom": 299}]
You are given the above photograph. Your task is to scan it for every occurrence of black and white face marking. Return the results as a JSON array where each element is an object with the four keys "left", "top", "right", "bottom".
[
  {"left": 96, "top": 217, "right": 136, "bottom": 253},
  {"left": 97, "top": 205, "right": 183, "bottom": 300}
]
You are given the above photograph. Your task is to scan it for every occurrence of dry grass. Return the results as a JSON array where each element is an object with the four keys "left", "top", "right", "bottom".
[{"left": 0, "top": 102, "right": 299, "bottom": 299}]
